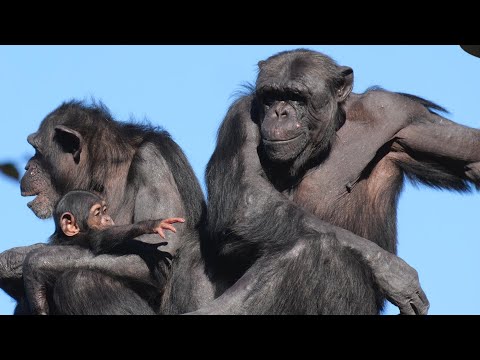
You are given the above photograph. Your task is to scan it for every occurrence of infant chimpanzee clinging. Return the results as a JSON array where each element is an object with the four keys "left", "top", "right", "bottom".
[
  {"left": 51, "top": 190, "right": 185, "bottom": 254},
  {"left": 24, "top": 190, "right": 185, "bottom": 314}
]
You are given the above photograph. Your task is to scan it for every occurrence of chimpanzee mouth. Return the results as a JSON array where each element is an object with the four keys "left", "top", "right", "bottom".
[
  {"left": 262, "top": 135, "right": 303, "bottom": 145},
  {"left": 21, "top": 190, "right": 39, "bottom": 197},
  {"left": 20, "top": 190, "right": 41, "bottom": 208},
  {"left": 25, "top": 194, "right": 41, "bottom": 209},
  {"left": 24, "top": 192, "right": 54, "bottom": 219}
]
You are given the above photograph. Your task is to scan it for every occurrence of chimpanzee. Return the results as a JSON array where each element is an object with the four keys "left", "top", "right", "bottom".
[
  {"left": 49, "top": 190, "right": 184, "bottom": 252},
  {"left": 24, "top": 190, "right": 184, "bottom": 315},
  {"left": 0, "top": 100, "right": 214, "bottom": 315},
  {"left": 190, "top": 48, "right": 480, "bottom": 315}
]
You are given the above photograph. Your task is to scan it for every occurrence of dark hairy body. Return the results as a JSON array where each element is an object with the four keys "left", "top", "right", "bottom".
[
  {"left": 0, "top": 101, "right": 214, "bottom": 315},
  {"left": 3, "top": 49, "right": 476, "bottom": 315},
  {"left": 191, "top": 49, "right": 480, "bottom": 314}
]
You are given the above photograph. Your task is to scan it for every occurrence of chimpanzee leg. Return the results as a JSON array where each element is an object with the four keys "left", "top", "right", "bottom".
[
  {"left": 52, "top": 270, "right": 156, "bottom": 315},
  {"left": 191, "top": 234, "right": 380, "bottom": 315}
]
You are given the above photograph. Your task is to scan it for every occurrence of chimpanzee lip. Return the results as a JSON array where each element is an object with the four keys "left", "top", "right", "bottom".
[
  {"left": 263, "top": 135, "right": 303, "bottom": 145},
  {"left": 21, "top": 190, "right": 40, "bottom": 197},
  {"left": 26, "top": 195, "right": 40, "bottom": 209}
]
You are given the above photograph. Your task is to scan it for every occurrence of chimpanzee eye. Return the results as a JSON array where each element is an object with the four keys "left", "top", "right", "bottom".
[
  {"left": 93, "top": 205, "right": 102, "bottom": 216},
  {"left": 260, "top": 90, "right": 278, "bottom": 107},
  {"left": 287, "top": 91, "right": 306, "bottom": 104},
  {"left": 263, "top": 95, "right": 274, "bottom": 107}
]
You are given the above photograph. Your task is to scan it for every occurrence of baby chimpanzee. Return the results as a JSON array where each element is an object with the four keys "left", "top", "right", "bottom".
[
  {"left": 50, "top": 190, "right": 184, "bottom": 254},
  {"left": 24, "top": 190, "right": 185, "bottom": 315}
]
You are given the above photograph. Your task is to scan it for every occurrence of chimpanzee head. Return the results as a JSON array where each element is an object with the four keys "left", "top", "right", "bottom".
[
  {"left": 254, "top": 49, "right": 353, "bottom": 174},
  {"left": 20, "top": 101, "right": 132, "bottom": 219},
  {"left": 52, "top": 190, "right": 114, "bottom": 241}
]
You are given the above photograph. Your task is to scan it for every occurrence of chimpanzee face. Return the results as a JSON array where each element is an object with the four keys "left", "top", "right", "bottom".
[{"left": 21, "top": 115, "right": 85, "bottom": 219}]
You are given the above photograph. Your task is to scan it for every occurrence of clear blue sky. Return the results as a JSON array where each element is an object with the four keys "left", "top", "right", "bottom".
[{"left": 1, "top": 45, "right": 479, "bottom": 315}]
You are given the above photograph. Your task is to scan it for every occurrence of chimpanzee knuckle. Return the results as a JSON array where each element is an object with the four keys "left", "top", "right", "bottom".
[
  {"left": 465, "top": 162, "right": 480, "bottom": 182},
  {"left": 417, "top": 304, "right": 428, "bottom": 315},
  {"left": 24, "top": 250, "right": 45, "bottom": 272},
  {"left": 409, "top": 268, "right": 419, "bottom": 283},
  {"left": 4, "top": 252, "right": 14, "bottom": 271},
  {"left": 240, "top": 187, "right": 263, "bottom": 216},
  {"left": 243, "top": 189, "right": 256, "bottom": 206},
  {"left": 4, "top": 251, "right": 22, "bottom": 276},
  {"left": 0, "top": 255, "right": 7, "bottom": 276},
  {"left": 403, "top": 308, "right": 417, "bottom": 316}
]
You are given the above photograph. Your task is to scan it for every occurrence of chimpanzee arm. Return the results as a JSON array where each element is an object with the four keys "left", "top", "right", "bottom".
[
  {"left": 206, "top": 95, "right": 429, "bottom": 315},
  {"left": 392, "top": 99, "right": 480, "bottom": 189},
  {"left": 23, "top": 245, "right": 161, "bottom": 315},
  {"left": 0, "top": 243, "right": 46, "bottom": 301},
  {"left": 130, "top": 143, "right": 187, "bottom": 255},
  {"left": 89, "top": 220, "right": 165, "bottom": 254}
]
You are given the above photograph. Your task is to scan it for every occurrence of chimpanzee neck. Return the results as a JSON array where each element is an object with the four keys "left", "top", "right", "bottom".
[
  {"left": 96, "top": 151, "right": 137, "bottom": 225},
  {"left": 49, "top": 231, "right": 90, "bottom": 248},
  {"left": 259, "top": 147, "right": 331, "bottom": 192}
]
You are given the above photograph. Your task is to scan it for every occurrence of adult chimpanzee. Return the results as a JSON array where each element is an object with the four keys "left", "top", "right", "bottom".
[
  {"left": 0, "top": 100, "right": 214, "bottom": 315},
  {"left": 25, "top": 190, "right": 184, "bottom": 315},
  {"left": 191, "top": 48, "right": 480, "bottom": 315}
]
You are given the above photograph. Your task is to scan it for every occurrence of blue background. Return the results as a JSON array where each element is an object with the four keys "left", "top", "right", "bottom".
[{"left": 1, "top": 45, "right": 479, "bottom": 315}]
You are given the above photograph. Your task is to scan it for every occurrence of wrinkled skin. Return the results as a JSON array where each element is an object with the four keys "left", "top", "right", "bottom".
[{"left": 21, "top": 153, "right": 59, "bottom": 220}]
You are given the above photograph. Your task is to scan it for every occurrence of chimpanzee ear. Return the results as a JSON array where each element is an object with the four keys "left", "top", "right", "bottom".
[
  {"left": 337, "top": 66, "right": 354, "bottom": 102},
  {"left": 60, "top": 212, "right": 80, "bottom": 237},
  {"left": 54, "top": 125, "right": 83, "bottom": 164}
]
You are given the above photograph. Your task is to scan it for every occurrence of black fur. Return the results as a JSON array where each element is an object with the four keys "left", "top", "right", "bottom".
[
  {"left": 50, "top": 190, "right": 103, "bottom": 247},
  {"left": 202, "top": 48, "right": 480, "bottom": 314},
  {"left": 37, "top": 100, "right": 204, "bottom": 227},
  {"left": 8, "top": 100, "right": 210, "bottom": 315},
  {"left": 52, "top": 270, "right": 156, "bottom": 315}
]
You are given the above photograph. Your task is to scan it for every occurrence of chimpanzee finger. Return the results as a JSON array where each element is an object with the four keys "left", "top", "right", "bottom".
[
  {"left": 164, "top": 218, "right": 185, "bottom": 224},
  {"left": 410, "top": 299, "right": 425, "bottom": 315},
  {"left": 157, "top": 228, "right": 166, "bottom": 239},
  {"left": 161, "top": 224, "right": 177, "bottom": 233},
  {"left": 398, "top": 302, "right": 416, "bottom": 315},
  {"left": 418, "top": 289, "right": 430, "bottom": 310},
  {"left": 410, "top": 291, "right": 429, "bottom": 315}
]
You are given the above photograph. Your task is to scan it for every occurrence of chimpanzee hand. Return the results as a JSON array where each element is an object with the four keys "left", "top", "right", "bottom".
[
  {"left": 0, "top": 244, "right": 46, "bottom": 300},
  {"left": 465, "top": 161, "right": 480, "bottom": 183},
  {"left": 153, "top": 218, "right": 185, "bottom": 239},
  {"left": 370, "top": 251, "right": 429, "bottom": 315}
]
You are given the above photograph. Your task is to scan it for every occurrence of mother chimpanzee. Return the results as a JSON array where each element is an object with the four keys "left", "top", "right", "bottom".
[{"left": 0, "top": 100, "right": 214, "bottom": 314}]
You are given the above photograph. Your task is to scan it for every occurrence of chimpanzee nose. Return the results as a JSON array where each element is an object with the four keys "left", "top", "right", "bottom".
[
  {"left": 27, "top": 133, "right": 37, "bottom": 147},
  {"left": 275, "top": 103, "right": 290, "bottom": 118},
  {"left": 24, "top": 159, "right": 34, "bottom": 171}
]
